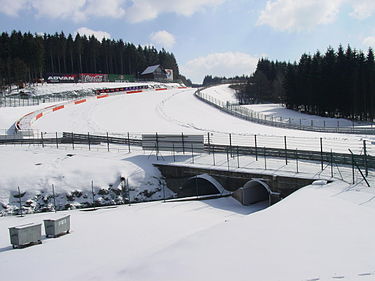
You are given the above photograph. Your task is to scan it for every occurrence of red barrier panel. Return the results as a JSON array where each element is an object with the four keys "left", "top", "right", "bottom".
[
  {"left": 74, "top": 99, "right": 87, "bottom": 105},
  {"left": 35, "top": 112, "right": 43, "bottom": 120},
  {"left": 53, "top": 105, "right": 64, "bottom": 111},
  {"left": 178, "top": 87, "right": 187, "bottom": 89},
  {"left": 97, "top": 94, "right": 109, "bottom": 99},
  {"left": 155, "top": 88, "right": 168, "bottom": 91},
  {"left": 126, "top": 90, "right": 143, "bottom": 94}
]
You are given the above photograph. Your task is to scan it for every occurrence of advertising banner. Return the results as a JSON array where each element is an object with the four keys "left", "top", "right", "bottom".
[
  {"left": 45, "top": 73, "right": 78, "bottom": 83},
  {"left": 79, "top": 73, "right": 108, "bottom": 83},
  {"left": 165, "top": 69, "right": 173, "bottom": 81},
  {"left": 108, "top": 74, "right": 136, "bottom": 82}
]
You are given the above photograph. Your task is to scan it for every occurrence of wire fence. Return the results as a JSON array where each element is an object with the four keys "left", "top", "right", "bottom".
[
  {"left": 0, "top": 89, "right": 96, "bottom": 107},
  {"left": 2, "top": 130, "right": 373, "bottom": 216},
  {"left": 2, "top": 130, "right": 373, "bottom": 174},
  {"left": 195, "top": 89, "right": 375, "bottom": 135}
]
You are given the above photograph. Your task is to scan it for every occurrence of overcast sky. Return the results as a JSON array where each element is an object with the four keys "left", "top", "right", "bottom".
[{"left": 1, "top": 0, "right": 375, "bottom": 83}]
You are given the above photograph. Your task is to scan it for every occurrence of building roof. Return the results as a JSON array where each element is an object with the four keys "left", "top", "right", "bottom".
[{"left": 141, "top": 65, "right": 161, "bottom": 75}]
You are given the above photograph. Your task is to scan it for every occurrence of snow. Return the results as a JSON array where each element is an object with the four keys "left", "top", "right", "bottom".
[
  {"left": 17, "top": 85, "right": 375, "bottom": 155},
  {"left": 202, "top": 84, "right": 369, "bottom": 128},
  {"left": 1, "top": 83, "right": 375, "bottom": 280},
  {"left": 0, "top": 145, "right": 172, "bottom": 212},
  {"left": 0, "top": 182, "right": 375, "bottom": 281}
]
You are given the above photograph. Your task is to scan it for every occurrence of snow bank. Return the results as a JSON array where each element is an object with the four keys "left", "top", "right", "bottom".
[
  {"left": 0, "top": 182, "right": 374, "bottom": 281},
  {"left": 0, "top": 146, "right": 172, "bottom": 214}
]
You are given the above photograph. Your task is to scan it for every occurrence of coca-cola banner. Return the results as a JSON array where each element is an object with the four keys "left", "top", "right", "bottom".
[
  {"left": 79, "top": 73, "right": 108, "bottom": 83},
  {"left": 45, "top": 73, "right": 78, "bottom": 83}
]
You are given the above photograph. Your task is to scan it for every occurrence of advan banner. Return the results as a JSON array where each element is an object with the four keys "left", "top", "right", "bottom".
[{"left": 45, "top": 74, "right": 78, "bottom": 83}]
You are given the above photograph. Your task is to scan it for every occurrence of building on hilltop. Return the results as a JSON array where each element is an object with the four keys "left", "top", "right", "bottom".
[{"left": 140, "top": 65, "right": 167, "bottom": 81}]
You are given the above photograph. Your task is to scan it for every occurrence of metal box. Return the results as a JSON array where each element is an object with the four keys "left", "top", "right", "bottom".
[
  {"left": 9, "top": 223, "right": 42, "bottom": 248},
  {"left": 44, "top": 215, "right": 70, "bottom": 238}
]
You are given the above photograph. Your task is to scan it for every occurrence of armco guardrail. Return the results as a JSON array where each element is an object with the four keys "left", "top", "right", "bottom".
[{"left": 195, "top": 89, "right": 375, "bottom": 135}]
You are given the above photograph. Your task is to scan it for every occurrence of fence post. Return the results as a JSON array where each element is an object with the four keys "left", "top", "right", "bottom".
[
  {"left": 284, "top": 136, "right": 288, "bottom": 165},
  {"left": 296, "top": 149, "right": 299, "bottom": 173},
  {"left": 330, "top": 149, "right": 333, "bottom": 178},
  {"left": 71, "top": 132, "right": 74, "bottom": 150},
  {"left": 156, "top": 132, "right": 159, "bottom": 160},
  {"left": 195, "top": 176, "right": 199, "bottom": 199},
  {"left": 207, "top": 132, "right": 210, "bottom": 154},
  {"left": 264, "top": 147, "right": 267, "bottom": 170},
  {"left": 351, "top": 153, "right": 355, "bottom": 184},
  {"left": 191, "top": 144, "right": 194, "bottom": 164},
  {"left": 212, "top": 145, "right": 216, "bottom": 166},
  {"left": 364, "top": 140, "right": 368, "bottom": 177},
  {"left": 181, "top": 132, "right": 185, "bottom": 154},
  {"left": 173, "top": 144, "right": 176, "bottom": 162},
  {"left": 56, "top": 132, "right": 58, "bottom": 149},
  {"left": 52, "top": 184, "right": 56, "bottom": 212},
  {"left": 254, "top": 134, "right": 258, "bottom": 161},
  {"left": 17, "top": 186, "right": 23, "bottom": 217},
  {"left": 106, "top": 132, "right": 110, "bottom": 152},
  {"left": 127, "top": 132, "right": 131, "bottom": 153},
  {"left": 91, "top": 180, "right": 96, "bottom": 209},
  {"left": 41, "top": 132, "right": 44, "bottom": 148},
  {"left": 226, "top": 148, "right": 230, "bottom": 171},
  {"left": 237, "top": 146, "right": 240, "bottom": 168},
  {"left": 88, "top": 132, "right": 91, "bottom": 151},
  {"left": 320, "top": 137, "right": 323, "bottom": 170},
  {"left": 229, "top": 133, "right": 232, "bottom": 157}
]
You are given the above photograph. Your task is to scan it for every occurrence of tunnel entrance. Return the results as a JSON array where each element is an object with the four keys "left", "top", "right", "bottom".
[
  {"left": 179, "top": 174, "right": 226, "bottom": 198},
  {"left": 232, "top": 179, "right": 275, "bottom": 206}
]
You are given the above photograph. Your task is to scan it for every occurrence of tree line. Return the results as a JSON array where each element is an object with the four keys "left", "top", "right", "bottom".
[
  {"left": 0, "top": 31, "right": 182, "bottom": 86},
  {"left": 240, "top": 45, "right": 375, "bottom": 121}
]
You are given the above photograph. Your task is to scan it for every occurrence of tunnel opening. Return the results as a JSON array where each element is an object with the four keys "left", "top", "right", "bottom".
[
  {"left": 179, "top": 174, "right": 225, "bottom": 198},
  {"left": 232, "top": 179, "right": 274, "bottom": 206}
]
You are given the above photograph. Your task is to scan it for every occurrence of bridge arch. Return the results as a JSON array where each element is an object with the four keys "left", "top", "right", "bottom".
[
  {"left": 233, "top": 179, "right": 274, "bottom": 206},
  {"left": 180, "top": 174, "right": 227, "bottom": 197}
]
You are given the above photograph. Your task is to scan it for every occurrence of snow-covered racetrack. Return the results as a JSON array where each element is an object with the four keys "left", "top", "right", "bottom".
[{"left": 31, "top": 88, "right": 372, "bottom": 139}]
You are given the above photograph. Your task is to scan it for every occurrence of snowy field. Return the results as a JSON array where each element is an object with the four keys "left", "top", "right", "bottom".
[
  {"left": 202, "top": 84, "right": 367, "bottom": 127},
  {"left": 11, "top": 85, "right": 374, "bottom": 155},
  {"left": 1, "top": 83, "right": 375, "bottom": 280},
  {"left": 0, "top": 182, "right": 375, "bottom": 281}
]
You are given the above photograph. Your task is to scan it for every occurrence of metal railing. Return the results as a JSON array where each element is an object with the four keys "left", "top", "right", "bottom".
[
  {"left": 1, "top": 131, "right": 373, "bottom": 171},
  {"left": 195, "top": 89, "right": 375, "bottom": 135}
]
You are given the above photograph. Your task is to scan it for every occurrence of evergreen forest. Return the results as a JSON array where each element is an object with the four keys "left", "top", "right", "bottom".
[
  {"left": 0, "top": 31, "right": 181, "bottom": 85},
  {"left": 242, "top": 45, "right": 375, "bottom": 121}
]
